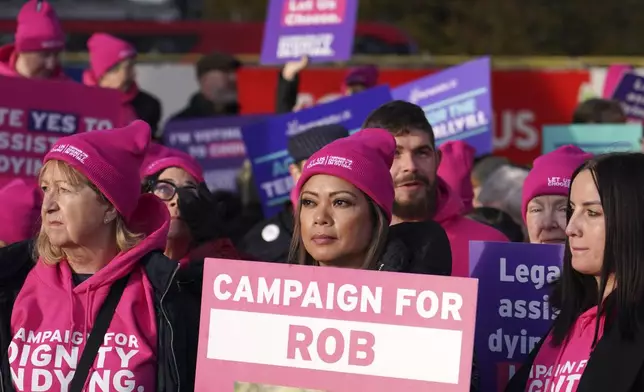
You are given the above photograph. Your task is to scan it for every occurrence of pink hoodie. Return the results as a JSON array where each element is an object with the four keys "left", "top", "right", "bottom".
[
  {"left": 9, "top": 194, "right": 170, "bottom": 391},
  {"left": 525, "top": 306, "right": 605, "bottom": 390},
  {"left": 434, "top": 178, "right": 508, "bottom": 277},
  {"left": 437, "top": 141, "right": 476, "bottom": 215},
  {"left": 0, "top": 44, "right": 68, "bottom": 79}
]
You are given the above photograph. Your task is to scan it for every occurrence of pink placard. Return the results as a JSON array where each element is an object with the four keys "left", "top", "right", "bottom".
[
  {"left": 0, "top": 75, "right": 120, "bottom": 186},
  {"left": 196, "top": 258, "right": 479, "bottom": 392},
  {"left": 281, "top": 0, "right": 347, "bottom": 27}
]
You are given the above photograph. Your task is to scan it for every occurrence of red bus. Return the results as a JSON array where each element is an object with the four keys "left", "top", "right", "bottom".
[{"left": 0, "top": 20, "right": 417, "bottom": 56}]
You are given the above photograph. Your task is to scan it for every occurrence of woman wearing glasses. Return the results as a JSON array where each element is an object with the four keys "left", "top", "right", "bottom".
[{"left": 141, "top": 146, "right": 240, "bottom": 266}]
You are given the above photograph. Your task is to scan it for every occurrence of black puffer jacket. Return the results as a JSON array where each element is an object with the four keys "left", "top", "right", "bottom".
[
  {"left": 377, "top": 221, "right": 479, "bottom": 392},
  {"left": 0, "top": 240, "right": 200, "bottom": 392}
]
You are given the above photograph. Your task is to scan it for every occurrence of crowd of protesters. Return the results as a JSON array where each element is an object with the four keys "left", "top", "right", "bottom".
[{"left": 0, "top": 1, "right": 642, "bottom": 391}]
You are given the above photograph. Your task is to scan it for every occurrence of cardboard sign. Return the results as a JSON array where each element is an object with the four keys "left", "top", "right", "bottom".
[
  {"left": 260, "top": 0, "right": 359, "bottom": 64},
  {"left": 0, "top": 75, "right": 120, "bottom": 186},
  {"left": 163, "top": 115, "right": 265, "bottom": 192},
  {"left": 196, "top": 258, "right": 478, "bottom": 391},
  {"left": 542, "top": 124, "right": 642, "bottom": 154},
  {"left": 469, "top": 241, "right": 564, "bottom": 392},
  {"left": 241, "top": 85, "right": 391, "bottom": 217},
  {"left": 392, "top": 57, "right": 494, "bottom": 155}
]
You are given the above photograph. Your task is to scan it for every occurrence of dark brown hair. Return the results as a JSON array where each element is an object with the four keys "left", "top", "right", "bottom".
[{"left": 362, "top": 100, "right": 436, "bottom": 147}]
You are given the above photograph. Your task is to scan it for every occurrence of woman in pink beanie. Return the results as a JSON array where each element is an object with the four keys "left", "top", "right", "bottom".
[
  {"left": 522, "top": 145, "right": 592, "bottom": 244},
  {"left": 83, "top": 32, "right": 162, "bottom": 132},
  {"left": 289, "top": 128, "right": 452, "bottom": 275},
  {"left": 0, "top": 120, "right": 199, "bottom": 391},
  {"left": 0, "top": 0, "right": 67, "bottom": 79},
  {"left": 141, "top": 145, "right": 241, "bottom": 271}
]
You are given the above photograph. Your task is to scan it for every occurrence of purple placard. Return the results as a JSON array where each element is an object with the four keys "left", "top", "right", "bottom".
[
  {"left": 392, "top": 57, "right": 493, "bottom": 156},
  {"left": 469, "top": 241, "right": 564, "bottom": 392},
  {"left": 260, "top": 0, "right": 359, "bottom": 65},
  {"left": 163, "top": 115, "right": 265, "bottom": 192},
  {"left": 611, "top": 72, "right": 644, "bottom": 122}
]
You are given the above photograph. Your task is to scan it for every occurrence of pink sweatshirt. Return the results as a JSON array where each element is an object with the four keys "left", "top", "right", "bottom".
[
  {"left": 8, "top": 194, "right": 170, "bottom": 392},
  {"left": 0, "top": 44, "right": 69, "bottom": 80},
  {"left": 525, "top": 306, "right": 605, "bottom": 391},
  {"left": 434, "top": 178, "right": 509, "bottom": 277}
]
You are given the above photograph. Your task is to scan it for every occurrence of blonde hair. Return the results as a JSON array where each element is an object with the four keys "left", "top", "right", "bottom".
[{"left": 36, "top": 160, "right": 144, "bottom": 264}]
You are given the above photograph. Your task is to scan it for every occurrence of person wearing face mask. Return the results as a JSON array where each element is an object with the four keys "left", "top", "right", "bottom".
[
  {"left": 169, "top": 51, "right": 241, "bottom": 122},
  {"left": 0, "top": 121, "right": 198, "bottom": 392},
  {"left": 141, "top": 146, "right": 240, "bottom": 301},
  {"left": 290, "top": 128, "right": 476, "bottom": 389},
  {"left": 83, "top": 33, "right": 162, "bottom": 133},
  {"left": 522, "top": 145, "right": 592, "bottom": 244},
  {"left": 0, "top": 0, "right": 67, "bottom": 80},
  {"left": 141, "top": 146, "right": 239, "bottom": 264},
  {"left": 506, "top": 152, "right": 644, "bottom": 392}
]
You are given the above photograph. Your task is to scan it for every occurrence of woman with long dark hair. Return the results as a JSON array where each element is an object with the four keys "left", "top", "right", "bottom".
[
  {"left": 506, "top": 152, "right": 644, "bottom": 391},
  {"left": 288, "top": 128, "right": 479, "bottom": 390},
  {"left": 287, "top": 128, "right": 450, "bottom": 273}
]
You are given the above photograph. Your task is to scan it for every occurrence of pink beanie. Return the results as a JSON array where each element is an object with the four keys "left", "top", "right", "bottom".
[
  {"left": 0, "top": 179, "right": 42, "bottom": 245},
  {"left": 521, "top": 145, "right": 592, "bottom": 221},
  {"left": 295, "top": 128, "right": 395, "bottom": 221},
  {"left": 141, "top": 145, "right": 205, "bottom": 183},
  {"left": 87, "top": 33, "right": 136, "bottom": 80},
  {"left": 15, "top": 0, "right": 64, "bottom": 53},
  {"left": 437, "top": 141, "right": 476, "bottom": 214},
  {"left": 44, "top": 120, "right": 151, "bottom": 221}
]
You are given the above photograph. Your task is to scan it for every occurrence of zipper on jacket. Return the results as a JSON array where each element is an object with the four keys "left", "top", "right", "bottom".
[{"left": 160, "top": 264, "right": 181, "bottom": 392}]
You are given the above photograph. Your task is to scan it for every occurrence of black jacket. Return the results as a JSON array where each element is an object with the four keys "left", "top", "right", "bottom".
[
  {"left": 238, "top": 208, "right": 295, "bottom": 263},
  {"left": 132, "top": 89, "right": 162, "bottom": 136},
  {"left": 0, "top": 240, "right": 199, "bottom": 392},
  {"left": 505, "top": 319, "right": 644, "bottom": 392},
  {"left": 275, "top": 70, "right": 299, "bottom": 114},
  {"left": 377, "top": 221, "right": 480, "bottom": 392},
  {"left": 169, "top": 93, "right": 240, "bottom": 122}
]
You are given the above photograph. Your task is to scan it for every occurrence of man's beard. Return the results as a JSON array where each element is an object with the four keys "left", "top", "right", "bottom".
[{"left": 392, "top": 174, "right": 437, "bottom": 221}]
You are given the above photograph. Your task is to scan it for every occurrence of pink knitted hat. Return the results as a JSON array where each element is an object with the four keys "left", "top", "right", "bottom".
[
  {"left": 141, "top": 145, "right": 205, "bottom": 183},
  {"left": 87, "top": 33, "right": 136, "bottom": 80},
  {"left": 437, "top": 140, "right": 476, "bottom": 214},
  {"left": 15, "top": 0, "right": 64, "bottom": 53},
  {"left": 44, "top": 120, "right": 151, "bottom": 220},
  {"left": 0, "top": 178, "right": 42, "bottom": 245},
  {"left": 295, "top": 128, "right": 396, "bottom": 221},
  {"left": 521, "top": 145, "right": 592, "bottom": 221}
]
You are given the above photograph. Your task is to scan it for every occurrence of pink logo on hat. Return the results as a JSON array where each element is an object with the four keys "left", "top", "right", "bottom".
[
  {"left": 547, "top": 176, "right": 571, "bottom": 188},
  {"left": 306, "top": 155, "right": 353, "bottom": 170},
  {"left": 50, "top": 144, "right": 88, "bottom": 164}
]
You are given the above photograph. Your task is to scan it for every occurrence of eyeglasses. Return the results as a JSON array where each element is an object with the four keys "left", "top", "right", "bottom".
[{"left": 151, "top": 180, "right": 197, "bottom": 201}]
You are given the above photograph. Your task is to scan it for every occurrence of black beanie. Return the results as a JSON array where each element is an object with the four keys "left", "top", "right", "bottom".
[
  {"left": 287, "top": 124, "right": 350, "bottom": 163},
  {"left": 196, "top": 52, "right": 241, "bottom": 78}
]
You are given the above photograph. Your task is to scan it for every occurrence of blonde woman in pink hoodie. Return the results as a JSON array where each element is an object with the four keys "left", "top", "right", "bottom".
[
  {"left": 506, "top": 152, "right": 644, "bottom": 392},
  {"left": 0, "top": 121, "right": 198, "bottom": 392}
]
